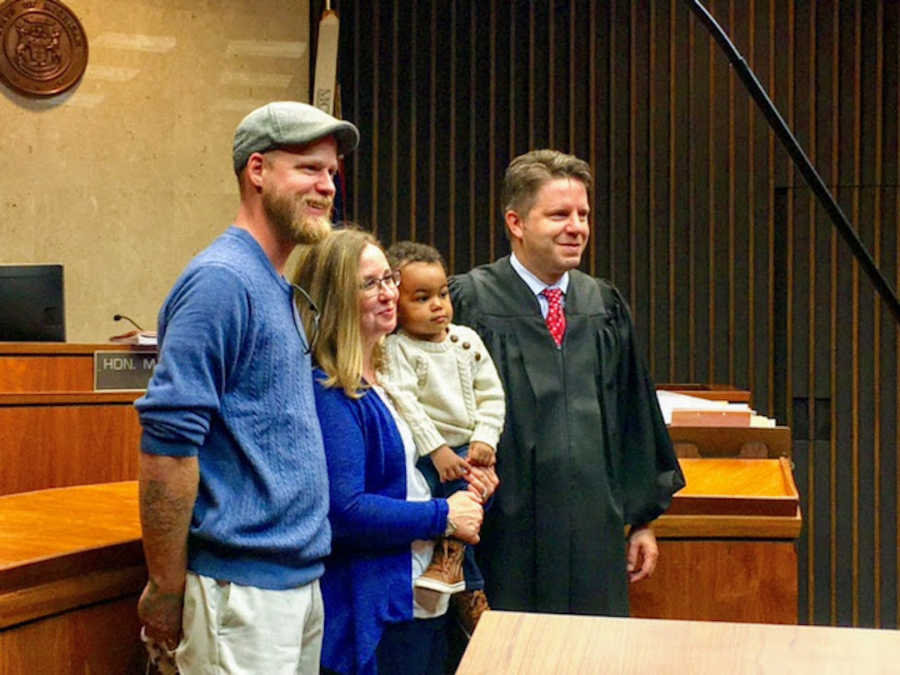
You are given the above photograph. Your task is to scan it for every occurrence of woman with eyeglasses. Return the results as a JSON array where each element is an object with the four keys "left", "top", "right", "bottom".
[{"left": 292, "top": 227, "right": 497, "bottom": 675}]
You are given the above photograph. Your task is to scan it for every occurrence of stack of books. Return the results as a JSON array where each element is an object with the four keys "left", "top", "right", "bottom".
[{"left": 656, "top": 390, "right": 776, "bottom": 428}]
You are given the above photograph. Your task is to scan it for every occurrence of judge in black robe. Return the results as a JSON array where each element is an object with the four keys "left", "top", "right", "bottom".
[
  {"left": 450, "top": 260, "right": 684, "bottom": 615},
  {"left": 449, "top": 150, "right": 684, "bottom": 617}
]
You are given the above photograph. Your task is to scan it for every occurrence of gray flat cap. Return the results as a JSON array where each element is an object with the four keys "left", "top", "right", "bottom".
[{"left": 232, "top": 101, "right": 359, "bottom": 173}]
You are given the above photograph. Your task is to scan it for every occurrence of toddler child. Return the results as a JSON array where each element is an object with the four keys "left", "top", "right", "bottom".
[{"left": 382, "top": 241, "right": 505, "bottom": 635}]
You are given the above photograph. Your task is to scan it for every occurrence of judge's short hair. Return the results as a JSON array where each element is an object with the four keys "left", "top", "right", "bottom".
[
  {"left": 386, "top": 241, "right": 447, "bottom": 274},
  {"left": 292, "top": 226, "right": 385, "bottom": 398},
  {"left": 502, "top": 149, "right": 592, "bottom": 218}
]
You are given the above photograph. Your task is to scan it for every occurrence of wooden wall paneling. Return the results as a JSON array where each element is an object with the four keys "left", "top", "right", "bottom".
[
  {"left": 0, "top": 595, "right": 144, "bottom": 675},
  {"left": 730, "top": 2, "right": 744, "bottom": 386},
  {"left": 671, "top": 0, "right": 693, "bottom": 384},
  {"left": 856, "top": 2, "right": 886, "bottom": 628},
  {"left": 591, "top": 0, "right": 608, "bottom": 280},
  {"left": 629, "top": 540, "right": 798, "bottom": 624},
  {"left": 375, "top": 1, "right": 391, "bottom": 244},
  {"left": 811, "top": 438, "right": 834, "bottom": 626},
  {"left": 709, "top": 0, "right": 731, "bottom": 385},
  {"left": 0, "top": 345, "right": 154, "bottom": 393},
  {"left": 426, "top": 0, "right": 438, "bottom": 247},
  {"left": 871, "top": 2, "right": 887, "bottom": 630},
  {"left": 389, "top": 0, "right": 401, "bottom": 246},
  {"left": 0, "top": 402, "right": 141, "bottom": 496},
  {"left": 486, "top": 0, "right": 500, "bottom": 263},
  {"left": 650, "top": 0, "right": 671, "bottom": 379},
  {"left": 745, "top": 0, "right": 758, "bottom": 396},
  {"left": 592, "top": 0, "right": 610, "bottom": 280},
  {"left": 750, "top": 0, "right": 777, "bottom": 418},
  {"left": 609, "top": 0, "right": 631, "bottom": 289},
  {"left": 692, "top": 4, "right": 713, "bottom": 384},
  {"left": 630, "top": 0, "right": 651, "bottom": 349},
  {"left": 434, "top": 2, "right": 454, "bottom": 265},
  {"left": 472, "top": 1, "right": 493, "bottom": 267},
  {"left": 809, "top": 1, "right": 838, "bottom": 629},
  {"left": 824, "top": 11, "right": 842, "bottom": 624},
  {"left": 877, "top": 4, "right": 899, "bottom": 629},
  {"left": 447, "top": 0, "right": 461, "bottom": 270},
  {"left": 348, "top": 0, "right": 360, "bottom": 220},
  {"left": 454, "top": 0, "right": 472, "bottom": 272},
  {"left": 509, "top": 3, "right": 528, "bottom": 168},
  {"left": 0, "top": 356, "right": 93, "bottom": 393},
  {"left": 546, "top": 0, "right": 558, "bottom": 149},
  {"left": 587, "top": 0, "right": 602, "bottom": 279}
]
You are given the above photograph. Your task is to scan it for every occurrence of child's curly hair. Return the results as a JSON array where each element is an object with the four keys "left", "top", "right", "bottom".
[{"left": 386, "top": 241, "right": 447, "bottom": 273}]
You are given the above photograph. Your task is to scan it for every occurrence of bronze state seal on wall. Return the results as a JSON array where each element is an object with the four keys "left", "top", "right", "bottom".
[{"left": 0, "top": 0, "right": 88, "bottom": 97}]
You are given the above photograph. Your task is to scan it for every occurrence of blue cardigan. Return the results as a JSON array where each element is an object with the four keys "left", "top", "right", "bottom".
[{"left": 313, "top": 372, "right": 449, "bottom": 675}]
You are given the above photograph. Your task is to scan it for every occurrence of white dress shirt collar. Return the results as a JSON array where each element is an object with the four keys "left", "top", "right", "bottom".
[{"left": 509, "top": 252, "right": 569, "bottom": 296}]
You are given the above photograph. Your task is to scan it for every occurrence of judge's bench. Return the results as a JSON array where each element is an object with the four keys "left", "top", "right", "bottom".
[{"left": 2, "top": 345, "right": 894, "bottom": 673}]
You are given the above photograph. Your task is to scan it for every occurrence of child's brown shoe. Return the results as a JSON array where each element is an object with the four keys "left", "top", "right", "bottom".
[
  {"left": 452, "top": 589, "right": 490, "bottom": 638},
  {"left": 414, "top": 537, "right": 466, "bottom": 593}
]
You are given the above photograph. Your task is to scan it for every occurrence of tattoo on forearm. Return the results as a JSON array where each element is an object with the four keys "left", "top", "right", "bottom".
[{"left": 140, "top": 479, "right": 194, "bottom": 535}]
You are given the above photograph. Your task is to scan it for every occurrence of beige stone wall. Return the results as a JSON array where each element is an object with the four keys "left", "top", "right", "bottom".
[{"left": 0, "top": 0, "right": 310, "bottom": 341}]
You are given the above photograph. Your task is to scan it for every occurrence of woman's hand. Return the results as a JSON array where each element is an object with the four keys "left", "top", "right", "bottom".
[
  {"left": 464, "top": 464, "right": 499, "bottom": 502},
  {"left": 446, "top": 491, "right": 483, "bottom": 544}
]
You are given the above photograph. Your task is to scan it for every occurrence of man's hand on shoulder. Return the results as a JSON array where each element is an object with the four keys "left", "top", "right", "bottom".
[{"left": 626, "top": 525, "right": 659, "bottom": 583}]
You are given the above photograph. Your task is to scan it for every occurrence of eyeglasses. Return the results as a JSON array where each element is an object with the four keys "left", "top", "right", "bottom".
[
  {"left": 359, "top": 269, "right": 401, "bottom": 295},
  {"left": 291, "top": 283, "right": 320, "bottom": 356}
]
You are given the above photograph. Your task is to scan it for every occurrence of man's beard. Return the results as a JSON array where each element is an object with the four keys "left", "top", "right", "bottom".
[{"left": 263, "top": 189, "right": 333, "bottom": 245}]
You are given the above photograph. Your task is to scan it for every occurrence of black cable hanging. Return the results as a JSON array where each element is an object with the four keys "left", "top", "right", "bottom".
[{"left": 685, "top": 0, "right": 900, "bottom": 326}]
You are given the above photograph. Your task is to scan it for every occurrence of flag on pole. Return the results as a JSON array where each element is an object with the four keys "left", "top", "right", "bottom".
[
  {"left": 313, "top": 5, "right": 339, "bottom": 115},
  {"left": 312, "top": 3, "right": 347, "bottom": 222}
]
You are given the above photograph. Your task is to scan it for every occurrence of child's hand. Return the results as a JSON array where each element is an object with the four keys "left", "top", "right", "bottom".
[
  {"left": 431, "top": 445, "right": 469, "bottom": 482},
  {"left": 467, "top": 441, "right": 496, "bottom": 467}
]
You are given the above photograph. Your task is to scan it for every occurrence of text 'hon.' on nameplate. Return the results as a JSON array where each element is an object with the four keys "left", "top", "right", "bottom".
[{"left": 94, "top": 350, "right": 158, "bottom": 391}]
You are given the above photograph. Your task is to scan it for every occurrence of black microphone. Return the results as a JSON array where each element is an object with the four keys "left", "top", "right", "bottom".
[{"left": 113, "top": 314, "right": 144, "bottom": 331}]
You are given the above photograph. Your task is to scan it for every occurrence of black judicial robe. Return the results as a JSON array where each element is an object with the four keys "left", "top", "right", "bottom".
[{"left": 450, "top": 257, "right": 685, "bottom": 616}]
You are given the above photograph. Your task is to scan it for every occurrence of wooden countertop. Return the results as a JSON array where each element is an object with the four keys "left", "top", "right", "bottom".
[
  {"left": 0, "top": 343, "right": 156, "bottom": 355},
  {"left": 0, "top": 482, "right": 144, "bottom": 629},
  {"left": 457, "top": 611, "right": 900, "bottom": 674}
]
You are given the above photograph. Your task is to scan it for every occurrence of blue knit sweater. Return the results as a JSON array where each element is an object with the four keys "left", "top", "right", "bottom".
[
  {"left": 314, "top": 372, "right": 449, "bottom": 675},
  {"left": 135, "top": 227, "right": 330, "bottom": 590}
]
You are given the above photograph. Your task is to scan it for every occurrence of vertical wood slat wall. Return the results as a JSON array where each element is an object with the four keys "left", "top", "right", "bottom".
[{"left": 320, "top": 0, "right": 900, "bottom": 629}]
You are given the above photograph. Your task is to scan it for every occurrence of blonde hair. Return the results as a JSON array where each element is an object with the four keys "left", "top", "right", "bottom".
[{"left": 292, "top": 227, "right": 386, "bottom": 397}]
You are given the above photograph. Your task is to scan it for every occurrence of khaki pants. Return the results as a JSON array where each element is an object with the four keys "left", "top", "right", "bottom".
[{"left": 175, "top": 572, "right": 324, "bottom": 675}]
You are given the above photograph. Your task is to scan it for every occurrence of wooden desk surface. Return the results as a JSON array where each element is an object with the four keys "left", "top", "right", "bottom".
[
  {"left": 457, "top": 611, "right": 900, "bottom": 674},
  {"left": 0, "top": 482, "right": 144, "bottom": 629},
  {"left": 0, "top": 481, "right": 140, "bottom": 569},
  {"left": 0, "top": 343, "right": 155, "bottom": 355}
]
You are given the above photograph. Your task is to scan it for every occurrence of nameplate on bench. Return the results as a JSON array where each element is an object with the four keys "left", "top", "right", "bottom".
[{"left": 93, "top": 350, "right": 158, "bottom": 391}]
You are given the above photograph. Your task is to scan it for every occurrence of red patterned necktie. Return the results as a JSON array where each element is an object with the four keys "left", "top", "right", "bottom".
[{"left": 541, "top": 287, "right": 566, "bottom": 346}]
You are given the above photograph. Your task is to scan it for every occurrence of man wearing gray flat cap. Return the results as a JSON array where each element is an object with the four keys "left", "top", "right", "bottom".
[{"left": 136, "top": 101, "right": 359, "bottom": 674}]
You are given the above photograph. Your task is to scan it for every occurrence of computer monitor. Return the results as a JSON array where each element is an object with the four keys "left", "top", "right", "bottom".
[{"left": 0, "top": 264, "right": 65, "bottom": 341}]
